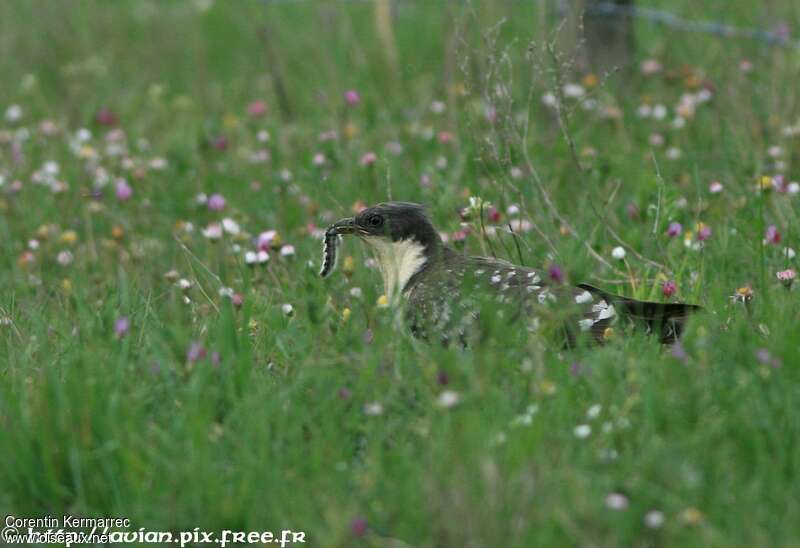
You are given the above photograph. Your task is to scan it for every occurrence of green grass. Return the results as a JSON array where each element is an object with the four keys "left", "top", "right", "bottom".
[{"left": 1, "top": 1, "right": 800, "bottom": 546}]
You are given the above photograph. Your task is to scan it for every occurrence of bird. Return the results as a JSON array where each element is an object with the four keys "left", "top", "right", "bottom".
[{"left": 320, "top": 201, "right": 700, "bottom": 346}]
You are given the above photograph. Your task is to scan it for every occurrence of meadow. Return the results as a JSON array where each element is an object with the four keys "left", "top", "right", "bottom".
[{"left": 1, "top": 1, "right": 800, "bottom": 546}]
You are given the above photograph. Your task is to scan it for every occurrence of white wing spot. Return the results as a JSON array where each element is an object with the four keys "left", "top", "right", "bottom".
[
  {"left": 490, "top": 274, "right": 502, "bottom": 284},
  {"left": 597, "top": 304, "right": 616, "bottom": 320},
  {"left": 578, "top": 318, "right": 594, "bottom": 331},
  {"left": 575, "top": 290, "right": 593, "bottom": 304},
  {"left": 506, "top": 270, "right": 516, "bottom": 279}
]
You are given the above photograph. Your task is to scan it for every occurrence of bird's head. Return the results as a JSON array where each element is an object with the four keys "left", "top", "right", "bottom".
[
  {"left": 325, "top": 202, "right": 442, "bottom": 299},
  {"left": 328, "top": 202, "right": 440, "bottom": 252}
]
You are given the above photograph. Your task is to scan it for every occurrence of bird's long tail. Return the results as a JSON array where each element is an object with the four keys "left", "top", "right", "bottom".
[{"left": 578, "top": 284, "right": 702, "bottom": 344}]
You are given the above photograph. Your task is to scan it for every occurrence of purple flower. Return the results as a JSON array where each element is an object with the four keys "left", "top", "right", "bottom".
[
  {"left": 359, "top": 152, "right": 377, "bottom": 166},
  {"left": 246, "top": 100, "right": 267, "bottom": 117},
  {"left": 95, "top": 107, "right": 118, "bottom": 127},
  {"left": 350, "top": 517, "right": 367, "bottom": 537},
  {"left": 338, "top": 387, "right": 352, "bottom": 400},
  {"left": 548, "top": 265, "right": 564, "bottom": 284},
  {"left": 666, "top": 222, "right": 682, "bottom": 238},
  {"left": 756, "top": 348, "right": 782, "bottom": 368},
  {"left": 211, "top": 136, "right": 228, "bottom": 151},
  {"left": 670, "top": 342, "right": 688, "bottom": 362},
  {"left": 344, "top": 90, "right": 361, "bottom": 106},
  {"left": 115, "top": 179, "right": 133, "bottom": 201},
  {"left": 662, "top": 280, "right": 677, "bottom": 298},
  {"left": 114, "top": 316, "right": 130, "bottom": 339},
  {"left": 765, "top": 225, "right": 781, "bottom": 245},
  {"left": 187, "top": 341, "right": 207, "bottom": 363},
  {"left": 211, "top": 351, "right": 221, "bottom": 367},
  {"left": 208, "top": 193, "right": 226, "bottom": 211},
  {"left": 697, "top": 225, "right": 712, "bottom": 241}
]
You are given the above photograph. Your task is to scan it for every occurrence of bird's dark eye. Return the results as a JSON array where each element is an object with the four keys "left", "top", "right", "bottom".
[{"left": 368, "top": 215, "right": 383, "bottom": 227}]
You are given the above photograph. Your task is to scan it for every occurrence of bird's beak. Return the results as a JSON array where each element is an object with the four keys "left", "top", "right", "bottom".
[{"left": 329, "top": 217, "right": 357, "bottom": 235}]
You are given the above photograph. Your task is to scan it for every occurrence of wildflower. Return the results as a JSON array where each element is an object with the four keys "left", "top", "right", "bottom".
[
  {"left": 218, "top": 287, "right": 234, "bottom": 298},
  {"left": 756, "top": 348, "right": 782, "bottom": 368},
  {"left": 350, "top": 517, "right": 368, "bottom": 537},
  {"left": 776, "top": 268, "right": 796, "bottom": 289},
  {"left": 680, "top": 507, "right": 703, "bottom": 525},
  {"left": 649, "top": 133, "right": 664, "bottom": 146},
  {"left": 5, "top": 104, "right": 23, "bottom": 122},
  {"left": 359, "top": 152, "right": 377, "bottom": 166},
  {"left": 342, "top": 308, "right": 351, "bottom": 321},
  {"left": 671, "top": 341, "right": 688, "bottom": 362},
  {"left": 640, "top": 59, "right": 662, "bottom": 75},
  {"left": 437, "top": 131, "right": 453, "bottom": 144},
  {"left": 114, "top": 316, "right": 130, "bottom": 339},
  {"left": 376, "top": 295, "right": 389, "bottom": 308},
  {"left": 207, "top": 193, "right": 226, "bottom": 211},
  {"left": 344, "top": 90, "right": 361, "bottom": 106},
  {"left": 548, "top": 264, "right": 564, "bottom": 284},
  {"left": 709, "top": 181, "right": 724, "bottom": 193},
  {"left": 221, "top": 218, "right": 240, "bottom": 235},
  {"left": 211, "top": 351, "right": 221, "bottom": 367},
  {"left": 758, "top": 175, "right": 773, "bottom": 191},
  {"left": 187, "top": 342, "right": 207, "bottom": 363},
  {"left": 281, "top": 303, "right": 294, "bottom": 316},
  {"left": 574, "top": 424, "right": 591, "bottom": 439},
  {"left": 95, "top": 107, "right": 117, "bottom": 126},
  {"left": 696, "top": 224, "right": 712, "bottom": 241},
  {"left": 246, "top": 100, "right": 267, "bottom": 117},
  {"left": 57, "top": 250, "right": 73, "bottom": 266},
  {"left": 349, "top": 287, "right": 362, "bottom": 298},
  {"left": 115, "top": 179, "right": 133, "bottom": 201},
  {"left": 764, "top": 225, "right": 781, "bottom": 245},
  {"left": 611, "top": 246, "right": 626, "bottom": 260},
  {"left": 586, "top": 404, "right": 602, "bottom": 419},
  {"left": 666, "top": 222, "right": 682, "bottom": 238},
  {"left": 563, "top": 83, "right": 585, "bottom": 98},
  {"left": 663, "top": 280, "right": 677, "bottom": 298},
  {"left": 202, "top": 223, "right": 222, "bottom": 240},
  {"left": 257, "top": 230, "right": 279, "bottom": 250},
  {"left": 731, "top": 285, "right": 753, "bottom": 304},
  {"left": 437, "top": 390, "right": 460, "bottom": 408},
  {"left": 644, "top": 510, "right": 665, "bottom": 529},
  {"left": 59, "top": 230, "right": 78, "bottom": 245},
  {"left": 363, "top": 402, "right": 383, "bottom": 416},
  {"left": 280, "top": 245, "right": 295, "bottom": 257},
  {"left": 231, "top": 293, "right": 244, "bottom": 308},
  {"left": 605, "top": 493, "right": 629, "bottom": 510},
  {"left": 211, "top": 136, "right": 228, "bottom": 151}
]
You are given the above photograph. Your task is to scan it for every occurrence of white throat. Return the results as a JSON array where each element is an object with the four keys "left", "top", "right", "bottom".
[{"left": 363, "top": 237, "right": 428, "bottom": 302}]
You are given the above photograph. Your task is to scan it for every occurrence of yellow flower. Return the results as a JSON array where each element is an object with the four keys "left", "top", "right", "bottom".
[
  {"left": 582, "top": 73, "right": 598, "bottom": 88},
  {"left": 59, "top": 230, "right": 78, "bottom": 245},
  {"left": 342, "top": 307, "right": 352, "bottom": 321},
  {"left": 603, "top": 327, "right": 614, "bottom": 340},
  {"left": 536, "top": 379, "right": 557, "bottom": 395},
  {"left": 680, "top": 507, "right": 703, "bottom": 525},
  {"left": 376, "top": 295, "right": 389, "bottom": 307},
  {"left": 342, "top": 122, "right": 358, "bottom": 139},
  {"left": 111, "top": 225, "right": 125, "bottom": 240},
  {"left": 61, "top": 279, "right": 72, "bottom": 293},
  {"left": 758, "top": 175, "right": 773, "bottom": 190},
  {"left": 222, "top": 113, "right": 239, "bottom": 129},
  {"left": 342, "top": 256, "right": 355, "bottom": 274}
]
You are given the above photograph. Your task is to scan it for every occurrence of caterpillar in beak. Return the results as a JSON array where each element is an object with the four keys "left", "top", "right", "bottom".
[{"left": 319, "top": 227, "right": 339, "bottom": 278}]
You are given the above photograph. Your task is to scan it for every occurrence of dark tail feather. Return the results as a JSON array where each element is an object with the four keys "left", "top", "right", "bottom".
[{"left": 578, "top": 284, "right": 702, "bottom": 344}]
